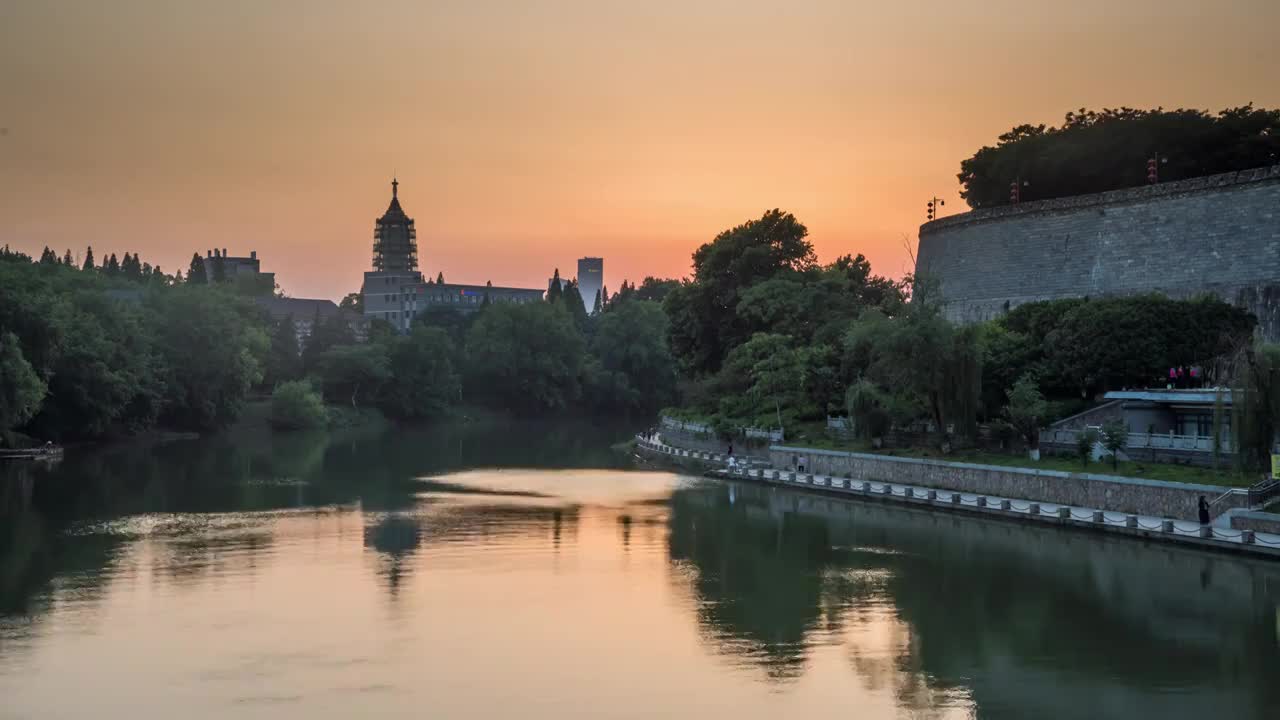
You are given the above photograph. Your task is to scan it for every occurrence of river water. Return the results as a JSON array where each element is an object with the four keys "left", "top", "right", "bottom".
[{"left": 2, "top": 421, "right": 1278, "bottom": 719}]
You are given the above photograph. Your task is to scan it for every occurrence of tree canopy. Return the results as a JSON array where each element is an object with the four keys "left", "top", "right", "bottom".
[{"left": 959, "top": 105, "right": 1280, "bottom": 208}]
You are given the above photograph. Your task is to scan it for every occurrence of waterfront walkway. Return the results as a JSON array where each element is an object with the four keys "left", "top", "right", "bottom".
[{"left": 636, "top": 435, "right": 1280, "bottom": 557}]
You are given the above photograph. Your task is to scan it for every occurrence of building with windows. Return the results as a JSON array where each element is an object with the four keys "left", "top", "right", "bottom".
[
  {"left": 577, "top": 257, "right": 603, "bottom": 313},
  {"left": 360, "top": 180, "right": 544, "bottom": 332},
  {"left": 200, "top": 248, "right": 275, "bottom": 287}
]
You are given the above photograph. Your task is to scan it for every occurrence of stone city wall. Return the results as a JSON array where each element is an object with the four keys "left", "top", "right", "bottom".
[
  {"left": 768, "top": 446, "right": 1246, "bottom": 521},
  {"left": 916, "top": 165, "right": 1280, "bottom": 339}
]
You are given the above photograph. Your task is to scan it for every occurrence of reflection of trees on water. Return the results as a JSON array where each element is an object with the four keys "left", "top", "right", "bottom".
[
  {"left": 0, "top": 417, "right": 630, "bottom": 636},
  {"left": 363, "top": 514, "right": 424, "bottom": 598},
  {"left": 666, "top": 489, "right": 838, "bottom": 680},
  {"left": 666, "top": 481, "right": 1280, "bottom": 717}
]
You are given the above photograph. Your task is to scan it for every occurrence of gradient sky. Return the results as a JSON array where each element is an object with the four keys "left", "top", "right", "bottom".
[{"left": 3, "top": 1, "right": 1278, "bottom": 300}]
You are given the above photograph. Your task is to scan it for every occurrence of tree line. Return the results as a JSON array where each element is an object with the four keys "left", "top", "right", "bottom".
[
  {"left": 270, "top": 269, "right": 680, "bottom": 429},
  {"left": 0, "top": 244, "right": 683, "bottom": 444},
  {"left": 1, "top": 245, "right": 270, "bottom": 444},
  {"left": 656, "top": 209, "right": 1271, "bottom": 470},
  {"left": 958, "top": 105, "right": 1280, "bottom": 208}
]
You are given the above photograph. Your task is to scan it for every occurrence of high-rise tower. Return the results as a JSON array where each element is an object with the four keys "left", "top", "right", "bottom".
[
  {"left": 577, "top": 257, "right": 603, "bottom": 313},
  {"left": 372, "top": 178, "right": 418, "bottom": 272}
]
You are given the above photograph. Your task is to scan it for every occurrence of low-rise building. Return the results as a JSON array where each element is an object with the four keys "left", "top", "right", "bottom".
[
  {"left": 201, "top": 248, "right": 275, "bottom": 287},
  {"left": 256, "top": 296, "right": 368, "bottom": 345},
  {"left": 1041, "top": 389, "right": 1234, "bottom": 466}
]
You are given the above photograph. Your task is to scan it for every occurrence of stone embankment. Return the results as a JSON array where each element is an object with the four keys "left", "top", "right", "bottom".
[{"left": 635, "top": 436, "right": 1280, "bottom": 558}]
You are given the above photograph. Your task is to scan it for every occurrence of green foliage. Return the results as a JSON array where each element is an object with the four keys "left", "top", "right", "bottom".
[
  {"left": 269, "top": 380, "right": 328, "bottom": 431},
  {"left": 264, "top": 316, "right": 301, "bottom": 387},
  {"left": 152, "top": 287, "right": 269, "bottom": 431},
  {"left": 561, "top": 280, "right": 590, "bottom": 330},
  {"left": 844, "top": 302, "right": 983, "bottom": 439},
  {"left": 714, "top": 333, "right": 813, "bottom": 430},
  {"left": 464, "top": 302, "right": 584, "bottom": 415},
  {"left": 632, "top": 277, "right": 681, "bottom": 303},
  {"left": 1005, "top": 374, "right": 1047, "bottom": 449},
  {"left": 665, "top": 209, "right": 819, "bottom": 374},
  {"left": 587, "top": 300, "right": 677, "bottom": 415},
  {"left": 979, "top": 295, "right": 1254, "bottom": 418},
  {"left": 547, "top": 269, "right": 563, "bottom": 303},
  {"left": 1230, "top": 344, "right": 1280, "bottom": 473},
  {"left": 1075, "top": 428, "right": 1099, "bottom": 468},
  {"left": 339, "top": 293, "right": 363, "bottom": 313},
  {"left": 959, "top": 105, "right": 1280, "bottom": 208},
  {"left": 0, "top": 257, "right": 270, "bottom": 439},
  {"left": 82, "top": 246, "right": 95, "bottom": 271},
  {"left": 301, "top": 310, "right": 355, "bottom": 374},
  {"left": 315, "top": 343, "right": 390, "bottom": 409},
  {"left": 381, "top": 326, "right": 460, "bottom": 420},
  {"left": 0, "top": 332, "right": 46, "bottom": 444},
  {"left": 186, "top": 253, "right": 207, "bottom": 284},
  {"left": 1100, "top": 418, "right": 1130, "bottom": 470}
]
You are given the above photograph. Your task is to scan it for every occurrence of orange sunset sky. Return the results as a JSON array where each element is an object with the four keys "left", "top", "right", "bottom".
[{"left": 3, "top": 0, "right": 1278, "bottom": 300}]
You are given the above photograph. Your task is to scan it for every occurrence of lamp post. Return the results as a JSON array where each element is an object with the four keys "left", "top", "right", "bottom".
[
  {"left": 1147, "top": 153, "right": 1168, "bottom": 184},
  {"left": 1010, "top": 177, "right": 1030, "bottom": 204},
  {"left": 926, "top": 197, "right": 945, "bottom": 221}
]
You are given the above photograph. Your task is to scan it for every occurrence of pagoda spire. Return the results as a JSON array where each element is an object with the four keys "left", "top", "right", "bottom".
[{"left": 392, "top": 176, "right": 398, "bottom": 199}]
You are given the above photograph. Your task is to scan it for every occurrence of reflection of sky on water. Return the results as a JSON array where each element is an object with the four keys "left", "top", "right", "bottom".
[{"left": 1, "top": 424, "right": 1278, "bottom": 718}]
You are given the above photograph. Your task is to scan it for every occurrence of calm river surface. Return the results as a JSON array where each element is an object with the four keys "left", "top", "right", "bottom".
[{"left": 2, "top": 421, "right": 1279, "bottom": 719}]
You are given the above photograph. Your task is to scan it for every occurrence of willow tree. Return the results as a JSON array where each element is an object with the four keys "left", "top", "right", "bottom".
[{"left": 1231, "top": 344, "right": 1280, "bottom": 474}]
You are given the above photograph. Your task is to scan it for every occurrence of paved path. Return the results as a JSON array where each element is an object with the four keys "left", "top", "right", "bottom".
[{"left": 640, "top": 435, "right": 1280, "bottom": 553}]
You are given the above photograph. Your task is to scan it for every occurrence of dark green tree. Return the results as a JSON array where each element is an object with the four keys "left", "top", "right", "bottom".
[
  {"left": 380, "top": 326, "right": 461, "bottom": 420},
  {"left": 587, "top": 299, "right": 677, "bottom": 415},
  {"left": 186, "top": 253, "right": 207, "bottom": 284},
  {"left": 436, "top": 271, "right": 444, "bottom": 284},
  {"left": 464, "top": 302, "right": 584, "bottom": 414},
  {"left": 269, "top": 380, "right": 327, "bottom": 430},
  {"left": 38, "top": 247, "right": 57, "bottom": 265},
  {"left": 152, "top": 288, "right": 268, "bottom": 430},
  {"left": 547, "top": 269, "right": 564, "bottom": 303},
  {"left": 264, "top": 315, "right": 301, "bottom": 387},
  {"left": 301, "top": 310, "right": 355, "bottom": 374},
  {"left": 62, "top": 249, "right": 74, "bottom": 266},
  {"left": 316, "top": 344, "right": 390, "bottom": 409},
  {"left": 592, "top": 289, "right": 602, "bottom": 315},
  {"left": 664, "top": 209, "right": 817, "bottom": 374},
  {"left": 561, "top": 280, "right": 589, "bottom": 330},
  {"left": 82, "top": 246, "right": 95, "bottom": 271},
  {"left": 959, "top": 105, "right": 1280, "bottom": 208},
  {"left": 339, "top": 293, "right": 363, "bottom": 313},
  {"left": 1100, "top": 418, "right": 1130, "bottom": 470},
  {"left": 0, "top": 331, "right": 47, "bottom": 444}
]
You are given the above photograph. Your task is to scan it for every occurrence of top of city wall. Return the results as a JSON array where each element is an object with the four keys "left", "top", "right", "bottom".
[
  {"left": 918, "top": 164, "right": 1280, "bottom": 236},
  {"left": 769, "top": 444, "right": 1243, "bottom": 495}
]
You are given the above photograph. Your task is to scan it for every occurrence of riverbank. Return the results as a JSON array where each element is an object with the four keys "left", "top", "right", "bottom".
[{"left": 635, "top": 436, "right": 1280, "bottom": 558}]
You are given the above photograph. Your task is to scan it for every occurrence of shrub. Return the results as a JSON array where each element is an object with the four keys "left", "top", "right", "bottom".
[{"left": 269, "top": 380, "right": 327, "bottom": 431}]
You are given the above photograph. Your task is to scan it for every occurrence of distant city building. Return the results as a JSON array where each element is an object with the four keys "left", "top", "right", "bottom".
[
  {"left": 360, "top": 180, "right": 544, "bottom": 332},
  {"left": 200, "top": 248, "right": 275, "bottom": 287},
  {"left": 257, "top": 297, "right": 368, "bottom": 345},
  {"left": 577, "top": 257, "right": 603, "bottom": 313},
  {"left": 548, "top": 276, "right": 569, "bottom": 292},
  {"left": 578, "top": 258, "right": 601, "bottom": 312},
  {"left": 372, "top": 179, "right": 418, "bottom": 273}
]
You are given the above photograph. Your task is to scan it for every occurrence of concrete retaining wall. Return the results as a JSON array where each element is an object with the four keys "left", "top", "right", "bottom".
[
  {"left": 769, "top": 445, "right": 1246, "bottom": 521},
  {"left": 1230, "top": 510, "right": 1280, "bottom": 535}
]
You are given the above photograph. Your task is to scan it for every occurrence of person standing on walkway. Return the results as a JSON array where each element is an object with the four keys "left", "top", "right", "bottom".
[{"left": 1198, "top": 496, "right": 1210, "bottom": 526}]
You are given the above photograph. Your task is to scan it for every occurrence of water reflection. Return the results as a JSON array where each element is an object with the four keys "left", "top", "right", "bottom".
[
  {"left": 667, "top": 481, "right": 1280, "bottom": 718},
  {"left": 3, "top": 422, "right": 1280, "bottom": 719}
]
